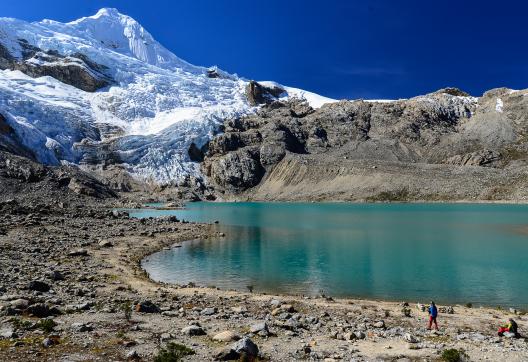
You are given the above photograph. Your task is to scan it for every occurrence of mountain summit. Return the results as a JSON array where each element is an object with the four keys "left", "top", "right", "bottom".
[
  {"left": 62, "top": 7, "right": 197, "bottom": 71},
  {"left": 0, "top": 8, "right": 330, "bottom": 184}
]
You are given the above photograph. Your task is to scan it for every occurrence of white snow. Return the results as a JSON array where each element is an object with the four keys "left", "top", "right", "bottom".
[
  {"left": 0, "top": 8, "right": 337, "bottom": 184},
  {"left": 496, "top": 98, "right": 504, "bottom": 112},
  {"left": 259, "top": 81, "right": 337, "bottom": 108},
  {"left": 282, "top": 86, "right": 337, "bottom": 108}
]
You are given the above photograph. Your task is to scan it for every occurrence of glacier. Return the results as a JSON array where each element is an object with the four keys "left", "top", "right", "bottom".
[{"left": 0, "top": 8, "right": 336, "bottom": 184}]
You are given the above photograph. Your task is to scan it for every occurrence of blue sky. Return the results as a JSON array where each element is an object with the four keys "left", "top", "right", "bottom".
[{"left": 2, "top": 0, "right": 527, "bottom": 99}]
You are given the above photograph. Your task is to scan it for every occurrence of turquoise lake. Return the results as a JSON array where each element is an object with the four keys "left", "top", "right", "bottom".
[{"left": 138, "top": 202, "right": 528, "bottom": 308}]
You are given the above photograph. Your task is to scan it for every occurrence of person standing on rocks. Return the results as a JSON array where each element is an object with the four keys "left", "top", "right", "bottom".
[{"left": 427, "top": 301, "right": 439, "bottom": 330}]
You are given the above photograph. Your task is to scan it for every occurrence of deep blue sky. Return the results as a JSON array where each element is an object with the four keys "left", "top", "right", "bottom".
[{"left": 2, "top": 0, "right": 527, "bottom": 99}]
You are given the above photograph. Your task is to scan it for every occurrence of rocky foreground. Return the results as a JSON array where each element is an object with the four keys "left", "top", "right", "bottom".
[{"left": 1, "top": 152, "right": 528, "bottom": 361}]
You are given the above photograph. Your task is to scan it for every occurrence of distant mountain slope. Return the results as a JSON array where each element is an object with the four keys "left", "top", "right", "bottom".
[
  {"left": 0, "top": 8, "right": 333, "bottom": 184},
  {"left": 203, "top": 87, "right": 528, "bottom": 202}
]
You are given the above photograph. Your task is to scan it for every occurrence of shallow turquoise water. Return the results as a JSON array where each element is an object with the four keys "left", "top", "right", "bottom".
[{"left": 138, "top": 202, "right": 528, "bottom": 307}]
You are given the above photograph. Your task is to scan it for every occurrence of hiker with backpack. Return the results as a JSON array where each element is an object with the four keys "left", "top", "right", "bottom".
[{"left": 427, "top": 301, "right": 439, "bottom": 330}]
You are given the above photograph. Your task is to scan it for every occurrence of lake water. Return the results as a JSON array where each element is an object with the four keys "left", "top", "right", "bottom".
[{"left": 138, "top": 202, "right": 528, "bottom": 308}]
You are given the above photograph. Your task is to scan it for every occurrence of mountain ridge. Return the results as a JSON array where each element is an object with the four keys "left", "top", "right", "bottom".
[
  {"left": 1, "top": 8, "right": 527, "bottom": 202},
  {"left": 0, "top": 8, "right": 312, "bottom": 184}
]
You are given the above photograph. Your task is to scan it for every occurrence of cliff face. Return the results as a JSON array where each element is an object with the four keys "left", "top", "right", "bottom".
[
  {"left": 202, "top": 87, "right": 528, "bottom": 202},
  {"left": 0, "top": 42, "right": 112, "bottom": 92}
]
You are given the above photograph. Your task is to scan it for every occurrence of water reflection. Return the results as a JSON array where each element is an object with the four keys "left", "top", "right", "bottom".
[{"left": 141, "top": 203, "right": 528, "bottom": 307}]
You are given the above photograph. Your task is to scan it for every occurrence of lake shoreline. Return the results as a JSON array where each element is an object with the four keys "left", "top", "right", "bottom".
[
  {"left": 141, "top": 239, "right": 526, "bottom": 310},
  {"left": 135, "top": 201, "right": 528, "bottom": 310}
]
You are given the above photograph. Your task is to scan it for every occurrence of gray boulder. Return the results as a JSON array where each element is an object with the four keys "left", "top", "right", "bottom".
[
  {"left": 250, "top": 321, "right": 269, "bottom": 335},
  {"left": 181, "top": 325, "right": 206, "bottom": 336},
  {"left": 232, "top": 337, "right": 259, "bottom": 357}
]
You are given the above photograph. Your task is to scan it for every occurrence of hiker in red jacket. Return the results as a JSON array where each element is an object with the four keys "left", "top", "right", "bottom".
[{"left": 498, "top": 318, "right": 519, "bottom": 337}]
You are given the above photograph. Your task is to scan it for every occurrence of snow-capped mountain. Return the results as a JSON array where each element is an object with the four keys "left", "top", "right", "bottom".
[{"left": 0, "top": 8, "right": 335, "bottom": 184}]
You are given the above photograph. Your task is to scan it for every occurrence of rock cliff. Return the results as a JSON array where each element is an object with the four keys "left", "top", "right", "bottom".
[{"left": 202, "top": 85, "right": 528, "bottom": 201}]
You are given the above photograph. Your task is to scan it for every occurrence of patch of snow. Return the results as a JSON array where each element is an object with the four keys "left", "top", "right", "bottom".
[
  {"left": 283, "top": 86, "right": 337, "bottom": 108},
  {"left": 496, "top": 98, "right": 503, "bottom": 113},
  {"left": 259, "top": 81, "right": 337, "bottom": 108},
  {"left": 258, "top": 81, "right": 337, "bottom": 108}
]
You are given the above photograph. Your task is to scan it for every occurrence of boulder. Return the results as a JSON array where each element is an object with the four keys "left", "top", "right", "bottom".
[
  {"left": 200, "top": 307, "right": 217, "bottom": 316},
  {"left": 0, "top": 329, "right": 17, "bottom": 339},
  {"left": 181, "top": 325, "right": 206, "bottom": 336},
  {"left": 98, "top": 240, "right": 113, "bottom": 248},
  {"left": 28, "top": 280, "right": 50, "bottom": 292},
  {"left": 214, "top": 348, "right": 240, "bottom": 361},
  {"left": 27, "top": 303, "right": 61, "bottom": 318},
  {"left": 47, "top": 270, "right": 65, "bottom": 281},
  {"left": 212, "top": 330, "right": 240, "bottom": 342},
  {"left": 126, "top": 350, "right": 140, "bottom": 360},
  {"left": 231, "top": 306, "right": 247, "bottom": 314},
  {"left": 9, "top": 299, "right": 29, "bottom": 310},
  {"left": 213, "top": 337, "right": 259, "bottom": 360},
  {"left": 404, "top": 333, "right": 418, "bottom": 343},
  {"left": 42, "top": 337, "right": 55, "bottom": 348},
  {"left": 373, "top": 320, "right": 385, "bottom": 328},
  {"left": 249, "top": 322, "right": 269, "bottom": 335},
  {"left": 232, "top": 337, "right": 259, "bottom": 357},
  {"left": 354, "top": 331, "right": 366, "bottom": 339},
  {"left": 68, "top": 249, "right": 88, "bottom": 257},
  {"left": 71, "top": 322, "right": 93, "bottom": 332},
  {"left": 135, "top": 301, "right": 160, "bottom": 313},
  {"left": 343, "top": 332, "right": 355, "bottom": 340}
]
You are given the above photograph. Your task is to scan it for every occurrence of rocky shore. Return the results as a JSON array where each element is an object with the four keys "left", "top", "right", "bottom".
[{"left": 1, "top": 189, "right": 528, "bottom": 361}]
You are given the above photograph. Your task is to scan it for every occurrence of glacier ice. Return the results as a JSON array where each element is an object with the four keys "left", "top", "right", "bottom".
[{"left": 0, "top": 8, "right": 336, "bottom": 184}]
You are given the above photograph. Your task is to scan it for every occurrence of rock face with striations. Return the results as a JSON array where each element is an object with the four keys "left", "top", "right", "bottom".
[
  {"left": 245, "top": 80, "right": 286, "bottom": 106},
  {"left": 203, "top": 87, "right": 528, "bottom": 201},
  {"left": 0, "top": 42, "right": 112, "bottom": 92},
  {"left": 0, "top": 151, "right": 116, "bottom": 199}
]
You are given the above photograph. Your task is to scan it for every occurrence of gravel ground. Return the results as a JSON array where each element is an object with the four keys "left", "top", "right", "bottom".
[{"left": 1, "top": 195, "right": 528, "bottom": 362}]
